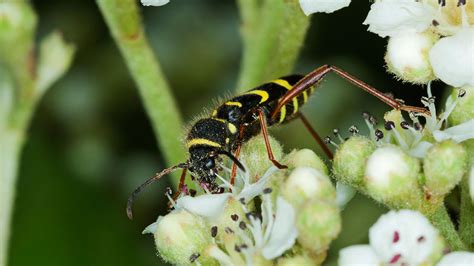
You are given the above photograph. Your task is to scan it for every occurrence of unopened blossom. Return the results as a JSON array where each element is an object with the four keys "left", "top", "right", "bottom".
[
  {"left": 469, "top": 165, "right": 474, "bottom": 202},
  {"left": 298, "top": 0, "right": 351, "bottom": 15},
  {"left": 140, "top": 0, "right": 169, "bottom": 6},
  {"left": 437, "top": 251, "right": 474, "bottom": 266},
  {"left": 339, "top": 210, "right": 444, "bottom": 266}
]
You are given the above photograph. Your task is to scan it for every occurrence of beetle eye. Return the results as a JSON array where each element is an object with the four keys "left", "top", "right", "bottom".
[{"left": 204, "top": 158, "right": 215, "bottom": 170}]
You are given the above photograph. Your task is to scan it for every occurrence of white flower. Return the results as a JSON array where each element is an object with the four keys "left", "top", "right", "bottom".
[
  {"left": 438, "top": 251, "right": 474, "bottom": 266},
  {"left": 140, "top": 0, "right": 169, "bottom": 6},
  {"left": 298, "top": 0, "right": 351, "bottom": 15},
  {"left": 336, "top": 181, "right": 356, "bottom": 209},
  {"left": 175, "top": 166, "right": 278, "bottom": 218},
  {"left": 432, "top": 118, "right": 474, "bottom": 143},
  {"left": 339, "top": 210, "right": 443, "bottom": 266},
  {"left": 429, "top": 28, "right": 474, "bottom": 87},
  {"left": 363, "top": 0, "right": 436, "bottom": 38}
]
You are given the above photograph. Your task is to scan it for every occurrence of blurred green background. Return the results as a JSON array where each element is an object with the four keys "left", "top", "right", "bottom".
[{"left": 9, "top": 1, "right": 442, "bottom": 265}]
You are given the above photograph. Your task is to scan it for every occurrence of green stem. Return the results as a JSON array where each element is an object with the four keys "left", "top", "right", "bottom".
[
  {"left": 96, "top": 0, "right": 186, "bottom": 183},
  {"left": 426, "top": 206, "right": 467, "bottom": 251},
  {"left": 0, "top": 131, "right": 24, "bottom": 266},
  {"left": 459, "top": 173, "right": 474, "bottom": 250},
  {"left": 236, "top": 0, "right": 309, "bottom": 92}
]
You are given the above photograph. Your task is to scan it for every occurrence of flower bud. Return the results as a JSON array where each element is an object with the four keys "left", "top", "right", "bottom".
[
  {"left": 423, "top": 140, "right": 468, "bottom": 196},
  {"left": 448, "top": 87, "right": 474, "bottom": 126},
  {"left": 295, "top": 199, "right": 341, "bottom": 254},
  {"left": 284, "top": 148, "right": 328, "bottom": 174},
  {"left": 240, "top": 135, "right": 283, "bottom": 180},
  {"left": 333, "top": 136, "right": 377, "bottom": 189},
  {"left": 385, "top": 31, "right": 438, "bottom": 84},
  {"left": 277, "top": 255, "right": 316, "bottom": 265},
  {"left": 281, "top": 167, "right": 335, "bottom": 208},
  {"left": 365, "top": 146, "right": 423, "bottom": 208},
  {"left": 143, "top": 210, "right": 216, "bottom": 265}
]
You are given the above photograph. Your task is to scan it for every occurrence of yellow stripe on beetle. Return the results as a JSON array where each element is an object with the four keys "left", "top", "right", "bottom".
[
  {"left": 292, "top": 97, "right": 299, "bottom": 114},
  {"left": 186, "top": 138, "right": 221, "bottom": 148},
  {"left": 245, "top": 90, "right": 269, "bottom": 103},
  {"left": 279, "top": 105, "right": 287, "bottom": 123},
  {"left": 225, "top": 101, "right": 243, "bottom": 108},
  {"left": 272, "top": 79, "right": 292, "bottom": 90},
  {"left": 303, "top": 91, "right": 308, "bottom": 103}
]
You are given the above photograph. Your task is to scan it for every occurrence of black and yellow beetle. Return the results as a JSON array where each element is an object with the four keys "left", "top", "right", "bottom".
[{"left": 126, "top": 65, "right": 429, "bottom": 219}]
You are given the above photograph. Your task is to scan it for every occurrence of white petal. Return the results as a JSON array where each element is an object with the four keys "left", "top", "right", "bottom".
[
  {"left": 437, "top": 251, "right": 474, "bottom": 266},
  {"left": 140, "top": 0, "right": 170, "bottom": 6},
  {"left": 261, "top": 197, "right": 298, "bottom": 259},
  {"left": 338, "top": 245, "right": 380, "bottom": 266},
  {"left": 363, "top": 0, "right": 435, "bottom": 38},
  {"left": 429, "top": 28, "right": 474, "bottom": 87},
  {"left": 409, "top": 141, "right": 433, "bottom": 158},
  {"left": 237, "top": 166, "right": 278, "bottom": 203},
  {"left": 336, "top": 182, "right": 356, "bottom": 209},
  {"left": 369, "top": 210, "right": 438, "bottom": 265},
  {"left": 142, "top": 219, "right": 160, "bottom": 234},
  {"left": 298, "top": 0, "right": 350, "bottom": 15},
  {"left": 432, "top": 119, "right": 474, "bottom": 143},
  {"left": 175, "top": 193, "right": 231, "bottom": 218}
]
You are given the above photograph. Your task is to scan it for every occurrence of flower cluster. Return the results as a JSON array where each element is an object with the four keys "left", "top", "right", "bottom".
[
  {"left": 332, "top": 85, "right": 474, "bottom": 211},
  {"left": 143, "top": 137, "right": 341, "bottom": 265},
  {"left": 302, "top": 0, "right": 474, "bottom": 87}
]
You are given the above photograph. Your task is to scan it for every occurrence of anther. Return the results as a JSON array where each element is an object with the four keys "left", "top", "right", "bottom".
[
  {"left": 400, "top": 121, "right": 410, "bottom": 129},
  {"left": 189, "top": 189, "right": 197, "bottom": 197},
  {"left": 189, "top": 253, "right": 200, "bottom": 263},
  {"left": 234, "top": 245, "right": 241, "bottom": 253},
  {"left": 414, "top": 122, "right": 423, "bottom": 131},
  {"left": 324, "top": 136, "right": 332, "bottom": 144},
  {"left": 458, "top": 89, "right": 466, "bottom": 98},
  {"left": 369, "top": 116, "right": 377, "bottom": 125},
  {"left": 231, "top": 214, "right": 239, "bottom": 221},
  {"left": 417, "top": 236, "right": 426, "bottom": 243},
  {"left": 375, "top": 129, "right": 384, "bottom": 141},
  {"left": 384, "top": 121, "right": 395, "bottom": 130},
  {"left": 239, "top": 198, "right": 246, "bottom": 205},
  {"left": 165, "top": 187, "right": 173, "bottom": 196},
  {"left": 362, "top": 111, "right": 371, "bottom": 120},
  {"left": 348, "top": 125, "right": 359, "bottom": 135},
  {"left": 225, "top": 227, "right": 234, "bottom": 234},
  {"left": 432, "top": 19, "right": 439, "bottom": 26},
  {"left": 458, "top": 0, "right": 466, "bottom": 7},
  {"left": 240, "top": 244, "right": 248, "bottom": 250},
  {"left": 239, "top": 221, "right": 247, "bottom": 230},
  {"left": 263, "top": 188, "right": 273, "bottom": 194},
  {"left": 439, "top": 0, "right": 446, "bottom": 6},
  {"left": 211, "top": 226, "right": 218, "bottom": 238}
]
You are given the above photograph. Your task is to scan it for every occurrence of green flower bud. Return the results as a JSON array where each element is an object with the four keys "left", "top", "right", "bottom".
[
  {"left": 423, "top": 140, "right": 468, "bottom": 196},
  {"left": 277, "top": 255, "right": 316, "bottom": 266},
  {"left": 281, "top": 167, "right": 335, "bottom": 208},
  {"left": 143, "top": 210, "right": 216, "bottom": 265},
  {"left": 295, "top": 199, "right": 341, "bottom": 254},
  {"left": 333, "top": 136, "right": 377, "bottom": 189},
  {"left": 448, "top": 87, "right": 474, "bottom": 126},
  {"left": 240, "top": 134, "right": 283, "bottom": 180},
  {"left": 284, "top": 148, "right": 328, "bottom": 174},
  {"left": 385, "top": 31, "right": 438, "bottom": 84},
  {"left": 365, "top": 146, "right": 423, "bottom": 209}
]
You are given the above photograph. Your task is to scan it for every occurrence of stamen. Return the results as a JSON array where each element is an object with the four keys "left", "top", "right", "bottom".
[
  {"left": 324, "top": 136, "right": 339, "bottom": 148},
  {"left": 417, "top": 236, "right": 426, "bottom": 243},
  {"left": 348, "top": 125, "right": 359, "bottom": 135},
  {"left": 438, "top": 0, "right": 446, "bottom": 6},
  {"left": 189, "top": 253, "right": 200, "bottom": 263},
  {"left": 207, "top": 245, "right": 234, "bottom": 265},
  {"left": 165, "top": 187, "right": 176, "bottom": 207},
  {"left": 239, "top": 198, "right": 246, "bottom": 205},
  {"left": 211, "top": 226, "right": 218, "bottom": 238},
  {"left": 239, "top": 221, "right": 247, "bottom": 230},
  {"left": 400, "top": 121, "right": 410, "bottom": 130},
  {"left": 414, "top": 123, "right": 423, "bottom": 131},
  {"left": 231, "top": 214, "right": 239, "bottom": 221},
  {"left": 375, "top": 129, "right": 384, "bottom": 141},
  {"left": 458, "top": 89, "right": 466, "bottom": 98},
  {"left": 225, "top": 227, "right": 234, "bottom": 234},
  {"left": 263, "top": 188, "right": 273, "bottom": 194},
  {"left": 333, "top": 128, "right": 344, "bottom": 143},
  {"left": 362, "top": 112, "right": 376, "bottom": 138},
  {"left": 384, "top": 121, "right": 395, "bottom": 130}
]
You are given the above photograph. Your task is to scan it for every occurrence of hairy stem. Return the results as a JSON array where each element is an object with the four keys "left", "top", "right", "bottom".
[
  {"left": 96, "top": 0, "right": 186, "bottom": 183},
  {"left": 459, "top": 176, "right": 474, "bottom": 250},
  {"left": 426, "top": 206, "right": 467, "bottom": 251},
  {"left": 236, "top": 0, "right": 309, "bottom": 92}
]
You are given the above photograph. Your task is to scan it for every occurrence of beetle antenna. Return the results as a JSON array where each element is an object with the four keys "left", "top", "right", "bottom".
[
  {"left": 216, "top": 150, "right": 246, "bottom": 173},
  {"left": 126, "top": 162, "right": 188, "bottom": 220}
]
